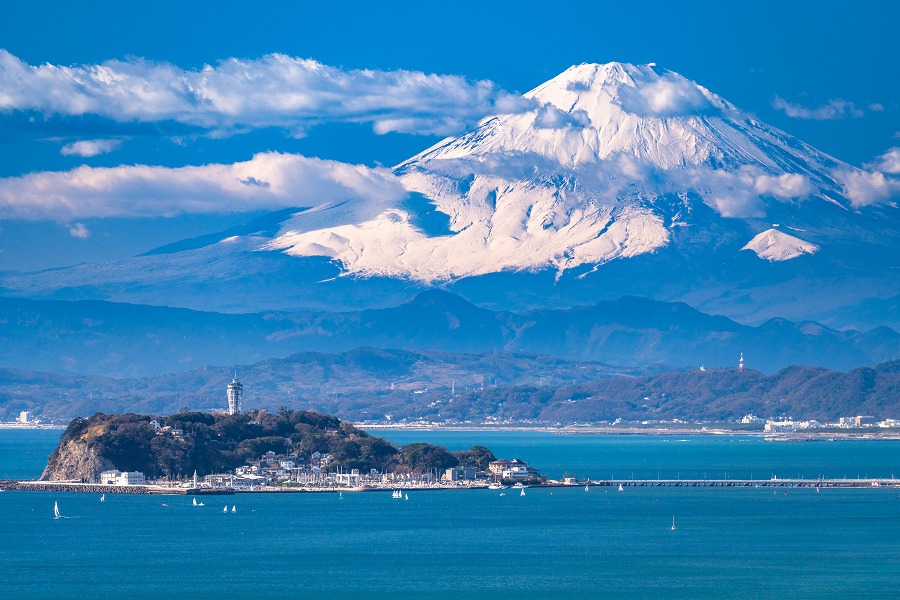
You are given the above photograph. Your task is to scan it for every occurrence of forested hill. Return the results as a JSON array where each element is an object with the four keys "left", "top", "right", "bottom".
[{"left": 40, "top": 410, "right": 493, "bottom": 482}]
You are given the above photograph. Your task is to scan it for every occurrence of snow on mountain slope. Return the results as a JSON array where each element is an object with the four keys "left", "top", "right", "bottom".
[
  {"left": 741, "top": 229, "right": 820, "bottom": 262},
  {"left": 264, "top": 62, "right": 870, "bottom": 281}
]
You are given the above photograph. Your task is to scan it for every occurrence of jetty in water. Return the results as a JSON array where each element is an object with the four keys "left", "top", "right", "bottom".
[{"left": 578, "top": 478, "right": 898, "bottom": 489}]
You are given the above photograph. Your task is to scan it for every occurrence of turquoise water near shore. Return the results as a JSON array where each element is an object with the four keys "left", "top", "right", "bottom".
[{"left": 1, "top": 429, "right": 899, "bottom": 599}]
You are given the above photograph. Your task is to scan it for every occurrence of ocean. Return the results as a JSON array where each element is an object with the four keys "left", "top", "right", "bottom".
[{"left": 1, "top": 428, "right": 898, "bottom": 599}]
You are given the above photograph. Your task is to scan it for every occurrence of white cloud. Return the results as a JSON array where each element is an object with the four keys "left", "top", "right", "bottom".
[
  {"left": 60, "top": 138, "right": 122, "bottom": 157},
  {"left": 868, "top": 103, "right": 884, "bottom": 112},
  {"left": 672, "top": 166, "right": 813, "bottom": 218},
  {"left": 618, "top": 73, "right": 716, "bottom": 117},
  {"left": 832, "top": 168, "right": 900, "bottom": 207},
  {"left": 753, "top": 173, "right": 814, "bottom": 198},
  {"left": 67, "top": 223, "right": 90, "bottom": 238},
  {"left": 0, "top": 152, "right": 408, "bottom": 220},
  {"left": 0, "top": 50, "right": 530, "bottom": 136},
  {"left": 867, "top": 147, "right": 900, "bottom": 174},
  {"left": 772, "top": 96, "right": 864, "bottom": 120},
  {"left": 533, "top": 105, "right": 590, "bottom": 129}
]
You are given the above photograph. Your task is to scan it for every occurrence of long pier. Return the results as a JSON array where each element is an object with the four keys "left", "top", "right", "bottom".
[{"left": 580, "top": 478, "right": 898, "bottom": 489}]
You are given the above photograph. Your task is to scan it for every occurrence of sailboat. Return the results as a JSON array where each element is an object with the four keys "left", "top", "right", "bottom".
[
  {"left": 192, "top": 497, "right": 197, "bottom": 506},
  {"left": 100, "top": 494, "right": 105, "bottom": 502},
  {"left": 520, "top": 487, "right": 526, "bottom": 497},
  {"left": 584, "top": 484, "right": 589, "bottom": 492},
  {"left": 53, "top": 501, "right": 61, "bottom": 519},
  {"left": 223, "top": 505, "right": 228, "bottom": 513},
  {"left": 404, "top": 493, "right": 409, "bottom": 500},
  {"left": 231, "top": 505, "right": 236, "bottom": 513},
  {"left": 671, "top": 515, "right": 676, "bottom": 531},
  {"left": 339, "top": 492, "right": 343, "bottom": 500},
  {"left": 618, "top": 484, "right": 624, "bottom": 492}
]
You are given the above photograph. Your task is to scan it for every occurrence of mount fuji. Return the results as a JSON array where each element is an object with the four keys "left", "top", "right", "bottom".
[{"left": 2, "top": 63, "right": 898, "bottom": 328}]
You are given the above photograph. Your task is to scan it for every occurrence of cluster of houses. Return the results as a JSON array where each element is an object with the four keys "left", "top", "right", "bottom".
[
  {"left": 740, "top": 414, "right": 900, "bottom": 432},
  {"left": 191, "top": 452, "right": 541, "bottom": 490}
]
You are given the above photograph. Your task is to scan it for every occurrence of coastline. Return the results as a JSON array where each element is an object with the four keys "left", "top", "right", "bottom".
[
  {"left": 359, "top": 424, "right": 900, "bottom": 440},
  {"left": 5, "top": 477, "right": 899, "bottom": 495}
]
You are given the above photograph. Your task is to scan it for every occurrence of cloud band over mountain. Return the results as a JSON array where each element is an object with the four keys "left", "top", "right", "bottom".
[
  {"left": 0, "top": 50, "right": 532, "bottom": 137},
  {"left": 0, "top": 152, "right": 406, "bottom": 220}
]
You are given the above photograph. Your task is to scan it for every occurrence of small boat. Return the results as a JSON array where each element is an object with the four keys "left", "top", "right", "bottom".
[
  {"left": 520, "top": 487, "right": 526, "bottom": 497},
  {"left": 499, "top": 493, "right": 505, "bottom": 496},
  {"left": 404, "top": 493, "right": 409, "bottom": 500},
  {"left": 488, "top": 482, "right": 506, "bottom": 490},
  {"left": 816, "top": 486, "right": 820, "bottom": 493},
  {"left": 231, "top": 505, "right": 236, "bottom": 513},
  {"left": 618, "top": 484, "right": 624, "bottom": 492},
  {"left": 392, "top": 490, "right": 402, "bottom": 499},
  {"left": 100, "top": 494, "right": 105, "bottom": 502},
  {"left": 671, "top": 515, "right": 676, "bottom": 531},
  {"left": 53, "top": 501, "right": 61, "bottom": 519},
  {"left": 584, "top": 484, "right": 589, "bottom": 492},
  {"left": 192, "top": 497, "right": 197, "bottom": 506},
  {"left": 223, "top": 505, "right": 228, "bottom": 513},
  {"left": 339, "top": 492, "right": 343, "bottom": 500}
]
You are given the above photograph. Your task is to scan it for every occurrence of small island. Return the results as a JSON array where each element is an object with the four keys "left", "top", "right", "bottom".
[{"left": 28, "top": 409, "right": 542, "bottom": 493}]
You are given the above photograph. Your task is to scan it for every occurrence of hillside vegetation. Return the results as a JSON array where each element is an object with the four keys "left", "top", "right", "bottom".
[{"left": 41, "top": 410, "right": 493, "bottom": 481}]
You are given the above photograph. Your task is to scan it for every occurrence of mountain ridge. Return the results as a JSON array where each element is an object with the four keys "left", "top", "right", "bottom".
[{"left": 0, "top": 292, "right": 895, "bottom": 379}]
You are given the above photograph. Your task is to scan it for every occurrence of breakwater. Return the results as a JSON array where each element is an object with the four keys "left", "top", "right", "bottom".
[{"left": 3, "top": 481, "right": 235, "bottom": 495}]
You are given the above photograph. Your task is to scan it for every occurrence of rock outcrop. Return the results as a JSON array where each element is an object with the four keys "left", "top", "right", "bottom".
[{"left": 41, "top": 438, "right": 116, "bottom": 482}]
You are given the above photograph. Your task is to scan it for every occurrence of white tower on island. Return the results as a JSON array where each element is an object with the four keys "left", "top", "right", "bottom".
[
  {"left": 227, "top": 373, "right": 243, "bottom": 415},
  {"left": 739, "top": 353, "right": 744, "bottom": 373}
]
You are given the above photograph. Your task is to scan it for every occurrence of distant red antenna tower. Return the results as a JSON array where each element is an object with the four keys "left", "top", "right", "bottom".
[{"left": 739, "top": 353, "right": 744, "bottom": 372}]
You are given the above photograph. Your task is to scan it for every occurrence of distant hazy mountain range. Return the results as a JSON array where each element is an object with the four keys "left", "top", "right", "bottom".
[
  {"left": 1, "top": 63, "right": 897, "bottom": 329},
  {"left": 2, "top": 347, "right": 896, "bottom": 424},
  {"left": 1, "top": 291, "right": 896, "bottom": 379}
]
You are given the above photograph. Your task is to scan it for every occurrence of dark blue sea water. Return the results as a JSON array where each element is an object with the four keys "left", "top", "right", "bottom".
[{"left": 1, "top": 429, "right": 899, "bottom": 599}]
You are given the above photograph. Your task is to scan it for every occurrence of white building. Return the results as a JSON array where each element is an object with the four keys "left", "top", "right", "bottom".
[
  {"left": 18, "top": 411, "right": 30, "bottom": 424},
  {"left": 741, "top": 414, "right": 765, "bottom": 425},
  {"left": 99, "top": 470, "right": 145, "bottom": 485}
]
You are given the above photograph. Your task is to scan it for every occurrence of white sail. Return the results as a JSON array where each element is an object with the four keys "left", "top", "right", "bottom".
[
  {"left": 520, "top": 488, "right": 525, "bottom": 497},
  {"left": 618, "top": 484, "right": 624, "bottom": 492},
  {"left": 404, "top": 493, "right": 408, "bottom": 500},
  {"left": 223, "top": 505, "right": 228, "bottom": 513},
  {"left": 231, "top": 505, "right": 236, "bottom": 512},
  {"left": 671, "top": 515, "right": 676, "bottom": 530},
  {"left": 53, "top": 501, "right": 60, "bottom": 518},
  {"left": 100, "top": 494, "right": 105, "bottom": 502},
  {"left": 193, "top": 497, "right": 197, "bottom": 506},
  {"left": 585, "top": 484, "right": 589, "bottom": 492}
]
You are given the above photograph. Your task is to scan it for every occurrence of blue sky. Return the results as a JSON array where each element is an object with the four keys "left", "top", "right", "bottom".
[{"left": 0, "top": 0, "right": 897, "bottom": 270}]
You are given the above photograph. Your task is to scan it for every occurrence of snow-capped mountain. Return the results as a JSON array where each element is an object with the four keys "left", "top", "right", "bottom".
[
  {"left": 265, "top": 62, "right": 878, "bottom": 280},
  {"left": 1, "top": 63, "right": 897, "bottom": 326}
]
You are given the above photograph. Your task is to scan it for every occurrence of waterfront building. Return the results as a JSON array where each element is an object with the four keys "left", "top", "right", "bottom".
[
  {"left": 741, "top": 414, "right": 765, "bottom": 425},
  {"left": 99, "top": 470, "right": 146, "bottom": 485},
  {"left": 489, "top": 459, "right": 532, "bottom": 479},
  {"left": 18, "top": 411, "right": 30, "bottom": 424},
  {"left": 443, "top": 465, "right": 476, "bottom": 481},
  {"left": 855, "top": 415, "right": 876, "bottom": 427},
  {"left": 227, "top": 374, "right": 243, "bottom": 415}
]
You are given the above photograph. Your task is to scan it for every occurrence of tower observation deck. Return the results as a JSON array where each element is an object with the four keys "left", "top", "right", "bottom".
[{"left": 227, "top": 374, "right": 243, "bottom": 415}]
